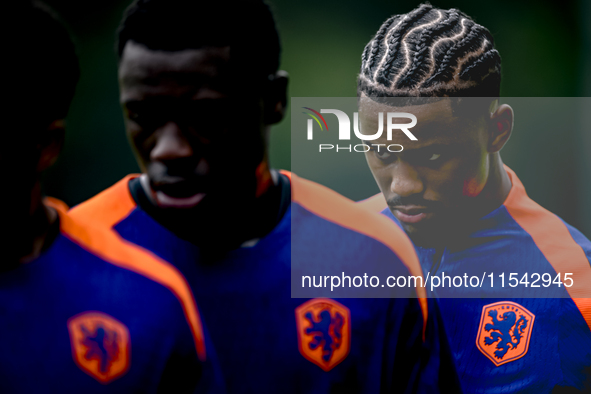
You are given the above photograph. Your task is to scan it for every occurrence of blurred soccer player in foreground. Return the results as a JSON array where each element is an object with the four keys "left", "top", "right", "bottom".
[
  {"left": 70, "top": 0, "right": 460, "bottom": 391},
  {"left": 358, "top": 4, "right": 591, "bottom": 392},
  {"left": 0, "top": 3, "right": 222, "bottom": 392}
]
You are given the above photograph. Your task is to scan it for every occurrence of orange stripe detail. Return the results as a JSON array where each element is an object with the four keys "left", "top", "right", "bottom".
[
  {"left": 280, "top": 170, "right": 292, "bottom": 181},
  {"left": 255, "top": 161, "right": 273, "bottom": 198},
  {"left": 358, "top": 193, "right": 388, "bottom": 213},
  {"left": 43, "top": 196, "right": 70, "bottom": 212},
  {"left": 281, "top": 170, "right": 428, "bottom": 339},
  {"left": 503, "top": 166, "right": 591, "bottom": 332},
  {"left": 69, "top": 174, "right": 139, "bottom": 228},
  {"left": 67, "top": 176, "right": 207, "bottom": 360}
]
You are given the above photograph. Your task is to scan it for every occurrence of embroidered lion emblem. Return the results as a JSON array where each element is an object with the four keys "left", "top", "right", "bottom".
[
  {"left": 483, "top": 310, "right": 529, "bottom": 359},
  {"left": 68, "top": 311, "right": 131, "bottom": 383},
  {"left": 304, "top": 309, "right": 344, "bottom": 362},
  {"left": 295, "top": 298, "right": 351, "bottom": 371},
  {"left": 476, "top": 302, "right": 535, "bottom": 366}
]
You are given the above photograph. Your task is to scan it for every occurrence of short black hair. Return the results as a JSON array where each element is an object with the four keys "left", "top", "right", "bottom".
[
  {"left": 11, "top": 1, "right": 80, "bottom": 123},
  {"left": 359, "top": 3, "right": 501, "bottom": 98},
  {"left": 117, "top": 0, "right": 281, "bottom": 78}
]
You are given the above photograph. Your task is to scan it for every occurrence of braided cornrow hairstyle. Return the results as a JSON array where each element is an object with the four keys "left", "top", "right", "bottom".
[{"left": 359, "top": 4, "right": 501, "bottom": 98}]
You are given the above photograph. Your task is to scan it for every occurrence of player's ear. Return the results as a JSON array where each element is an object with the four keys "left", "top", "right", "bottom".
[
  {"left": 37, "top": 119, "right": 65, "bottom": 172},
  {"left": 264, "top": 70, "right": 289, "bottom": 125},
  {"left": 488, "top": 103, "right": 513, "bottom": 153}
]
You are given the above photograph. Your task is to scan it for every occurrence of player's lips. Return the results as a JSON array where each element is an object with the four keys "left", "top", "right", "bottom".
[
  {"left": 154, "top": 191, "right": 206, "bottom": 208},
  {"left": 151, "top": 176, "right": 209, "bottom": 196},
  {"left": 391, "top": 205, "right": 432, "bottom": 224},
  {"left": 149, "top": 179, "right": 209, "bottom": 208}
]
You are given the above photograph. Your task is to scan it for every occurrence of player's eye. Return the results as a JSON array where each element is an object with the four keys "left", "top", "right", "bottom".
[
  {"left": 365, "top": 142, "right": 397, "bottom": 163},
  {"left": 128, "top": 111, "right": 165, "bottom": 130},
  {"left": 124, "top": 101, "right": 169, "bottom": 129},
  {"left": 127, "top": 112, "right": 140, "bottom": 122},
  {"left": 406, "top": 150, "right": 444, "bottom": 168},
  {"left": 126, "top": 109, "right": 146, "bottom": 124},
  {"left": 374, "top": 148, "right": 393, "bottom": 162}
]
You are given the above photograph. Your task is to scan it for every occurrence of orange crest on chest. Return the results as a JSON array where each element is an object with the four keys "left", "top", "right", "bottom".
[
  {"left": 476, "top": 301, "right": 535, "bottom": 366},
  {"left": 68, "top": 311, "right": 131, "bottom": 383},
  {"left": 295, "top": 298, "right": 351, "bottom": 372}
]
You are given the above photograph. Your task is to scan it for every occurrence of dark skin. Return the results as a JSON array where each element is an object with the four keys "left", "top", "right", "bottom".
[
  {"left": 359, "top": 95, "right": 513, "bottom": 248},
  {"left": 118, "top": 41, "right": 288, "bottom": 249},
  {"left": 2, "top": 119, "right": 64, "bottom": 267}
]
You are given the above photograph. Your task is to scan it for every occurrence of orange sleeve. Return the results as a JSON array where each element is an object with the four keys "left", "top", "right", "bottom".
[
  {"left": 503, "top": 166, "right": 591, "bottom": 332},
  {"left": 357, "top": 193, "right": 388, "bottom": 213}
]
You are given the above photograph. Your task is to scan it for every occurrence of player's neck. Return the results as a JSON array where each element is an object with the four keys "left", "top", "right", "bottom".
[
  {"left": 236, "top": 170, "right": 285, "bottom": 241},
  {"left": 3, "top": 184, "right": 59, "bottom": 268},
  {"left": 473, "top": 153, "right": 512, "bottom": 218},
  {"left": 193, "top": 174, "right": 286, "bottom": 249}
]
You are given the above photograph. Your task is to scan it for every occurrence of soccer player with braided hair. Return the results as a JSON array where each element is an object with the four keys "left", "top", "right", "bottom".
[{"left": 358, "top": 4, "right": 591, "bottom": 393}]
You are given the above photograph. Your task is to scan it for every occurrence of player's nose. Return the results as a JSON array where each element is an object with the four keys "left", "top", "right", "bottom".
[
  {"left": 150, "top": 122, "right": 194, "bottom": 162},
  {"left": 390, "top": 161, "right": 424, "bottom": 197}
]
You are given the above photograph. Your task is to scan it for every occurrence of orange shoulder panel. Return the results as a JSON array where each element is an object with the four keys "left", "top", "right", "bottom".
[
  {"left": 282, "top": 170, "right": 428, "bottom": 337},
  {"left": 503, "top": 166, "right": 591, "bottom": 332},
  {"left": 358, "top": 193, "right": 388, "bottom": 213},
  {"left": 279, "top": 169, "right": 292, "bottom": 181},
  {"left": 60, "top": 177, "right": 207, "bottom": 360},
  {"left": 69, "top": 175, "right": 139, "bottom": 229}
]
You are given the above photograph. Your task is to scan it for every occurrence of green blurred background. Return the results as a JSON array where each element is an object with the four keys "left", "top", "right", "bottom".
[{"left": 43, "top": 0, "right": 591, "bottom": 236}]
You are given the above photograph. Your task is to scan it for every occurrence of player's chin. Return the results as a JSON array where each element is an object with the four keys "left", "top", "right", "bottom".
[{"left": 401, "top": 220, "right": 442, "bottom": 247}]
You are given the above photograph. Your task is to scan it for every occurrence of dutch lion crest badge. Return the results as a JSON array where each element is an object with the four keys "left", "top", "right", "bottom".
[
  {"left": 295, "top": 298, "right": 351, "bottom": 371},
  {"left": 476, "top": 301, "right": 535, "bottom": 366},
  {"left": 68, "top": 311, "right": 131, "bottom": 383}
]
